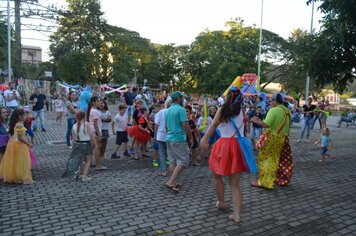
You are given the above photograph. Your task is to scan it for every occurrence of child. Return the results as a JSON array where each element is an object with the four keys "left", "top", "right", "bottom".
[
  {"left": 251, "top": 106, "right": 263, "bottom": 149},
  {"left": 0, "top": 109, "right": 34, "bottom": 185},
  {"left": 62, "top": 110, "right": 95, "bottom": 181},
  {"left": 24, "top": 111, "right": 35, "bottom": 144},
  {"left": 150, "top": 103, "right": 163, "bottom": 168},
  {"left": 0, "top": 106, "right": 10, "bottom": 163},
  {"left": 185, "top": 105, "right": 201, "bottom": 166},
  {"left": 128, "top": 107, "right": 151, "bottom": 160},
  {"left": 55, "top": 94, "right": 65, "bottom": 125},
  {"left": 315, "top": 128, "right": 332, "bottom": 162},
  {"left": 98, "top": 98, "right": 111, "bottom": 160},
  {"left": 111, "top": 105, "right": 130, "bottom": 159}
]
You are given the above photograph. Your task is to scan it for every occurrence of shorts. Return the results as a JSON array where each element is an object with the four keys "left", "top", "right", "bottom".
[
  {"left": 26, "top": 128, "right": 35, "bottom": 138},
  {"left": 101, "top": 130, "right": 109, "bottom": 138},
  {"left": 153, "top": 142, "right": 159, "bottom": 150},
  {"left": 126, "top": 105, "right": 134, "bottom": 116},
  {"left": 320, "top": 146, "right": 328, "bottom": 155},
  {"left": 187, "top": 136, "right": 199, "bottom": 149},
  {"left": 116, "top": 131, "right": 128, "bottom": 145},
  {"left": 251, "top": 127, "right": 263, "bottom": 139},
  {"left": 166, "top": 141, "right": 190, "bottom": 166}
]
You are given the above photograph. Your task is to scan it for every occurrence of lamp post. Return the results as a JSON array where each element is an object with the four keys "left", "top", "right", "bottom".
[
  {"left": 7, "top": 0, "right": 11, "bottom": 82},
  {"left": 132, "top": 69, "right": 138, "bottom": 87},
  {"left": 257, "top": 0, "right": 264, "bottom": 88},
  {"left": 170, "top": 80, "right": 173, "bottom": 93},
  {"left": 305, "top": 1, "right": 315, "bottom": 101}
]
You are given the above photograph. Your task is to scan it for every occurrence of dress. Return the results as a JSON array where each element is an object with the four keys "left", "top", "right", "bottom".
[
  {"left": 0, "top": 123, "right": 33, "bottom": 184},
  {"left": 128, "top": 117, "right": 151, "bottom": 142},
  {"left": 209, "top": 114, "right": 248, "bottom": 176}
]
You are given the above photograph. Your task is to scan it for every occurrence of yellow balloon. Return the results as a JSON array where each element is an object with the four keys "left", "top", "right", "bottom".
[{"left": 223, "top": 76, "right": 241, "bottom": 97}]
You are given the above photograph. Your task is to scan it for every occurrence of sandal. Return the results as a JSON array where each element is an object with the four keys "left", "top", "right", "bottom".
[
  {"left": 229, "top": 215, "right": 241, "bottom": 224},
  {"left": 216, "top": 201, "right": 228, "bottom": 211},
  {"left": 164, "top": 184, "right": 180, "bottom": 193}
]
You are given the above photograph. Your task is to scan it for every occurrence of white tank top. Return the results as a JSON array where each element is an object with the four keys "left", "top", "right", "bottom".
[
  {"left": 216, "top": 113, "right": 245, "bottom": 138},
  {"left": 72, "top": 121, "right": 91, "bottom": 141}
]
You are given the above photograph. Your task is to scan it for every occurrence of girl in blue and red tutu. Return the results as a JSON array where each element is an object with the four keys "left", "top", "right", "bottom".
[
  {"left": 200, "top": 87, "right": 250, "bottom": 224},
  {"left": 128, "top": 107, "right": 151, "bottom": 160}
]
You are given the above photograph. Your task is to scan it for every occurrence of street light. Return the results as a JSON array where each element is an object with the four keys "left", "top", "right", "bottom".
[
  {"left": 170, "top": 79, "right": 173, "bottom": 93},
  {"left": 7, "top": 0, "right": 11, "bottom": 82},
  {"left": 305, "top": 1, "right": 315, "bottom": 101}
]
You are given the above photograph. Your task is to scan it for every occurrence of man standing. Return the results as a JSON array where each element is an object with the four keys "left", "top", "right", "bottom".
[
  {"left": 164, "top": 91, "right": 193, "bottom": 193},
  {"left": 123, "top": 86, "right": 136, "bottom": 125},
  {"left": 29, "top": 87, "right": 47, "bottom": 132},
  {"left": 4, "top": 82, "right": 21, "bottom": 111}
]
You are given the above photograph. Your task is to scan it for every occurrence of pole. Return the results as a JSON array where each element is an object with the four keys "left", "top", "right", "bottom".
[
  {"left": 7, "top": 0, "right": 11, "bottom": 82},
  {"left": 14, "top": 0, "right": 21, "bottom": 77},
  {"left": 257, "top": 0, "right": 264, "bottom": 88},
  {"left": 305, "top": 1, "right": 314, "bottom": 101}
]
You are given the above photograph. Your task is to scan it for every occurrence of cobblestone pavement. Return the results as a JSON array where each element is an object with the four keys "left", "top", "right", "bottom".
[{"left": 1, "top": 107, "right": 356, "bottom": 236}]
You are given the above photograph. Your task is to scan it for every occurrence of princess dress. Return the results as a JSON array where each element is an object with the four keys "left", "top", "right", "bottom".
[{"left": 0, "top": 123, "right": 33, "bottom": 184}]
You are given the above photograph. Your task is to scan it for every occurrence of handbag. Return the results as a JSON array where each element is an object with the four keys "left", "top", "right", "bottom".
[
  {"left": 229, "top": 118, "right": 258, "bottom": 174},
  {"left": 256, "top": 108, "right": 289, "bottom": 149}
]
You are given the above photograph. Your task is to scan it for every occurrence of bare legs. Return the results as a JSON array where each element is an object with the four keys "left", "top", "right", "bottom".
[
  {"left": 213, "top": 173, "right": 242, "bottom": 223},
  {"left": 166, "top": 163, "right": 184, "bottom": 187}
]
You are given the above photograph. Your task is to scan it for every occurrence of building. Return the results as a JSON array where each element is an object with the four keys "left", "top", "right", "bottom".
[{"left": 21, "top": 45, "right": 42, "bottom": 64}]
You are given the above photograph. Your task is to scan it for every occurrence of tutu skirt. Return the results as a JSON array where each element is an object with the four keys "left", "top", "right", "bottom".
[
  {"left": 0, "top": 139, "right": 33, "bottom": 183},
  {"left": 209, "top": 137, "right": 248, "bottom": 176},
  {"left": 128, "top": 126, "right": 151, "bottom": 142}
]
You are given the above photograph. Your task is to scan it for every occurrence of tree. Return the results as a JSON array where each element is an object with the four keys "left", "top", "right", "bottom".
[
  {"left": 186, "top": 19, "right": 286, "bottom": 93},
  {"left": 306, "top": 0, "right": 356, "bottom": 92},
  {"left": 0, "top": 21, "right": 16, "bottom": 80},
  {"left": 50, "top": 0, "right": 106, "bottom": 84}
]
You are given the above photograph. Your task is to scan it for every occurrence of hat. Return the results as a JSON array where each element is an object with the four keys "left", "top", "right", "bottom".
[
  {"left": 171, "top": 91, "right": 187, "bottom": 101},
  {"left": 270, "top": 93, "right": 283, "bottom": 103}
]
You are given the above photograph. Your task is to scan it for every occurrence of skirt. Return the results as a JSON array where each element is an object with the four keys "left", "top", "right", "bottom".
[
  {"left": 209, "top": 137, "right": 248, "bottom": 176},
  {"left": 62, "top": 142, "right": 92, "bottom": 179},
  {"left": 128, "top": 126, "right": 151, "bottom": 142},
  {"left": 0, "top": 139, "right": 32, "bottom": 184}
]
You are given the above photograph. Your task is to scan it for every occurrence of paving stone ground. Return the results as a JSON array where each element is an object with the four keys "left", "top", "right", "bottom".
[{"left": 1, "top": 106, "right": 356, "bottom": 236}]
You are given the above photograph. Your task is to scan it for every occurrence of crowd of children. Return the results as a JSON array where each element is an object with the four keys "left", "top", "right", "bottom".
[{"left": 0, "top": 85, "right": 335, "bottom": 185}]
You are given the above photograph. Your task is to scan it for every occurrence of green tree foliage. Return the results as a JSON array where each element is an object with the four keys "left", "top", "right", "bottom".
[
  {"left": 187, "top": 19, "right": 286, "bottom": 93},
  {"left": 306, "top": 0, "right": 356, "bottom": 92},
  {"left": 0, "top": 21, "right": 16, "bottom": 80},
  {"left": 50, "top": 0, "right": 107, "bottom": 84}
]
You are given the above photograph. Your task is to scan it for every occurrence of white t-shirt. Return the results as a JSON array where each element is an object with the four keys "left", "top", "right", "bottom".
[
  {"left": 99, "top": 110, "right": 111, "bottom": 130},
  {"left": 197, "top": 116, "right": 213, "bottom": 134},
  {"left": 154, "top": 108, "right": 167, "bottom": 142},
  {"left": 4, "top": 89, "right": 20, "bottom": 107},
  {"left": 72, "top": 121, "right": 91, "bottom": 141},
  {"left": 114, "top": 113, "right": 128, "bottom": 132},
  {"left": 89, "top": 108, "right": 102, "bottom": 135}
]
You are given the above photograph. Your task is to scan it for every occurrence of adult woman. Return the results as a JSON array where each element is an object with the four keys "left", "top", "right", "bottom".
[
  {"left": 251, "top": 93, "right": 292, "bottom": 189},
  {"left": 298, "top": 97, "right": 316, "bottom": 143},
  {"left": 201, "top": 87, "right": 250, "bottom": 223},
  {"left": 66, "top": 91, "right": 77, "bottom": 147}
]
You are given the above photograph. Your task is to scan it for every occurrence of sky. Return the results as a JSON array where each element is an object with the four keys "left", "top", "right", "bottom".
[{"left": 19, "top": 0, "right": 323, "bottom": 61}]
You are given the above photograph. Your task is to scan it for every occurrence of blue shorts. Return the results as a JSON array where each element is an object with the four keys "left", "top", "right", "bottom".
[
  {"left": 26, "top": 128, "right": 34, "bottom": 138},
  {"left": 116, "top": 131, "right": 128, "bottom": 145},
  {"left": 153, "top": 142, "right": 159, "bottom": 150},
  {"left": 126, "top": 105, "right": 134, "bottom": 116},
  {"left": 320, "top": 146, "right": 328, "bottom": 155}
]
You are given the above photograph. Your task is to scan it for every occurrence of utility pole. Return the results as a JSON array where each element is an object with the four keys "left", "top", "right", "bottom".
[
  {"left": 14, "top": 0, "right": 22, "bottom": 78},
  {"left": 257, "top": 0, "right": 264, "bottom": 89},
  {"left": 305, "top": 1, "right": 315, "bottom": 101},
  {"left": 7, "top": 0, "right": 11, "bottom": 82}
]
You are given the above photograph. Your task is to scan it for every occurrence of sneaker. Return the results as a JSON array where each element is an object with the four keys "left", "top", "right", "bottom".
[
  {"left": 111, "top": 153, "right": 120, "bottom": 159},
  {"left": 82, "top": 177, "right": 92, "bottom": 182},
  {"left": 124, "top": 150, "right": 130, "bottom": 157},
  {"left": 166, "top": 160, "right": 170, "bottom": 165},
  {"left": 42, "top": 128, "right": 47, "bottom": 132},
  {"left": 130, "top": 148, "right": 135, "bottom": 155},
  {"left": 152, "top": 160, "right": 159, "bottom": 168}
]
